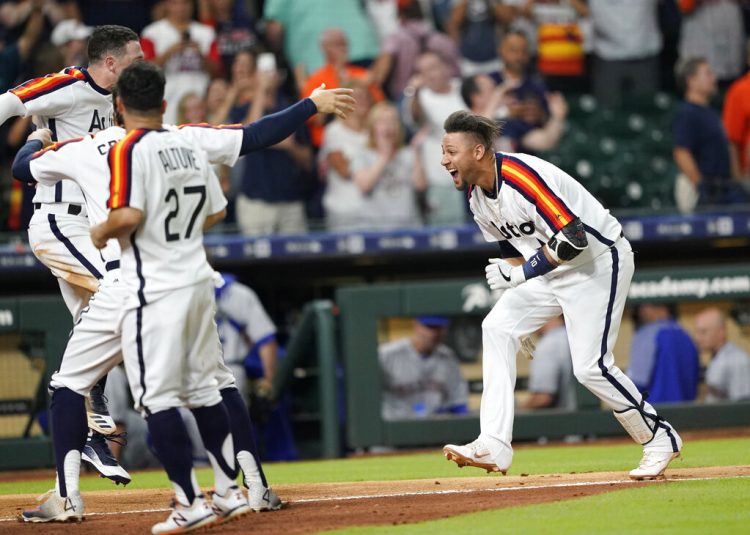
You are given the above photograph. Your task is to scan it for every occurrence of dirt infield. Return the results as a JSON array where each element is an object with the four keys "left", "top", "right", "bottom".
[{"left": 0, "top": 466, "right": 747, "bottom": 534}]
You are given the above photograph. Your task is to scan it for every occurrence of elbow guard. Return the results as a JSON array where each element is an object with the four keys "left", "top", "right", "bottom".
[{"left": 547, "top": 218, "right": 587, "bottom": 263}]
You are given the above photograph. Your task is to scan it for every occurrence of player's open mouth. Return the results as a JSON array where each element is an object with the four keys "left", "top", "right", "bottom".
[{"left": 447, "top": 168, "right": 459, "bottom": 181}]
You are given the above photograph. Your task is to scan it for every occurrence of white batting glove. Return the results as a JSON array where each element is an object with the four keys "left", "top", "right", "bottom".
[{"left": 485, "top": 258, "right": 526, "bottom": 290}]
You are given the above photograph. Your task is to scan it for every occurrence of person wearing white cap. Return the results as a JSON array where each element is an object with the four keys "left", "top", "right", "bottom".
[{"left": 51, "top": 19, "right": 92, "bottom": 67}]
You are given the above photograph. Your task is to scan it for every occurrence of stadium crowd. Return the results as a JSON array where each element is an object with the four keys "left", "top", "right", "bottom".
[{"left": 2, "top": 0, "right": 750, "bottom": 235}]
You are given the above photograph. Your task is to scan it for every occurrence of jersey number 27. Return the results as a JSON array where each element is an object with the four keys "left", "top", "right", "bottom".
[{"left": 164, "top": 186, "right": 206, "bottom": 242}]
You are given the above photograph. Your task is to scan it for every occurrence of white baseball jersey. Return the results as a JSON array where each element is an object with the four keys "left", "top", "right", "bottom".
[
  {"left": 108, "top": 128, "right": 227, "bottom": 305},
  {"left": 9, "top": 66, "right": 115, "bottom": 205},
  {"left": 471, "top": 152, "right": 623, "bottom": 276}
]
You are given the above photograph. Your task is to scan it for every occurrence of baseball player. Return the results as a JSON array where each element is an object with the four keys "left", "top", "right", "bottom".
[
  {"left": 89, "top": 61, "right": 242, "bottom": 533},
  {"left": 439, "top": 110, "right": 682, "bottom": 480},
  {"left": 0, "top": 24, "right": 144, "bottom": 482},
  {"left": 13, "top": 75, "right": 354, "bottom": 523}
]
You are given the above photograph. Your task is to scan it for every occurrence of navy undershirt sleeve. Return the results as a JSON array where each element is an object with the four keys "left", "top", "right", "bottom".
[
  {"left": 11, "top": 139, "right": 42, "bottom": 183},
  {"left": 240, "top": 97, "right": 317, "bottom": 155}
]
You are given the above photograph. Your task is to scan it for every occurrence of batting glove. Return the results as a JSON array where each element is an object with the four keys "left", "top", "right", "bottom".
[{"left": 485, "top": 258, "right": 526, "bottom": 290}]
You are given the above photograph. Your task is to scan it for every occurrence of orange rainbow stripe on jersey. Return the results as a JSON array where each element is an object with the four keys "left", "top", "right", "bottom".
[
  {"left": 10, "top": 70, "right": 85, "bottom": 103},
  {"left": 108, "top": 129, "right": 149, "bottom": 209},
  {"left": 500, "top": 155, "right": 576, "bottom": 232},
  {"left": 31, "top": 137, "right": 84, "bottom": 159}
]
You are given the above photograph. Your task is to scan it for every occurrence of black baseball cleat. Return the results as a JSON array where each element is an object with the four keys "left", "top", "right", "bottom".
[
  {"left": 86, "top": 383, "right": 116, "bottom": 435},
  {"left": 81, "top": 432, "right": 131, "bottom": 486}
]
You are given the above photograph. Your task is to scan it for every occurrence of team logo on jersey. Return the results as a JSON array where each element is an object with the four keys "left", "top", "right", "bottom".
[
  {"left": 88, "top": 109, "right": 114, "bottom": 132},
  {"left": 492, "top": 221, "right": 536, "bottom": 240}
]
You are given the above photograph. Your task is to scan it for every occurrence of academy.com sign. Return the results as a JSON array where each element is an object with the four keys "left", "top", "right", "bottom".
[{"left": 629, "top": 275, "right": 750, "bottom": 300}]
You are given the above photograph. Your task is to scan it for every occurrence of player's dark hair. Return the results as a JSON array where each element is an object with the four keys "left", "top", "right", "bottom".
[
  {"left": 116, "top": 62, "right": 165, "bottom": 114},
  {"left": 675, "top": 56, "right": 707, "bottom": 95},
  {"left": 87, "top": 25, "right": 139, "bottom": 63},
  {"left": 444, "top": 110, "right": 501, "bottom": 152}
]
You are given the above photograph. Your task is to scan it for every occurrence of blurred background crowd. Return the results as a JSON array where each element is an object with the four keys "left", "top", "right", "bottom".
[{"left": 2, "top": 0, "right": 750, "bottom": 235}]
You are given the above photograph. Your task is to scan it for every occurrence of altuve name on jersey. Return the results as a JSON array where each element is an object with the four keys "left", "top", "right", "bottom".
[{"left": 158, "top": 147, "right": 202, "bottom": 173}]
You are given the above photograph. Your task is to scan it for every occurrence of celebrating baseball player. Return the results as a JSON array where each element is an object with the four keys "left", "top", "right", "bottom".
[
  {"left": 0, "top": 24, "right": 144, "bottom": 485},
  {"left": 12, "top": 64, "right": 354, "bottom": 524},
  {"left": 440, "top": 110, "right": 682, "bottom": 480},
  {"left": 90, "top": 61, "right": 241, "bottom": 533}
]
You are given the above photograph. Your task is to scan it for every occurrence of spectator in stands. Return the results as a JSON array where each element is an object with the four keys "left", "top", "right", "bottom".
[
  {"left": 205, "top": 77, "right": 235, "bottom": 124},
  {"left": 627, "top": 304, "right": 700, "bottom": 404},
  {"left": 263, "top": 0, "right": 379, "bottom": 79},
  {"left": 141, "top": 0, "right": 221, "bottom": 123},
  {"left": 229, "top": 53, "right": 313, "bottom": 235},
  {"left": 677, "top": 0, "right": 745, "bottom": 87},
  {"left": 404, "top": 50, "right": 467, "bottom": 224},
  {"left": 490, "top": 31, "right": 568, "bottom": 154},
  {"left": 379, "top": 316, "right": 469, "bottom": 420},
  {"left": 525, "top": 0, "right": 590, "bottom": 93},
  {"left": 371, "top": 0, "right": 459, "bottom": 101},
  {"left": 198, "top": 0, "right": 260, "bottom": 76},
  {"left": 300, "top": 28, "right": 384, "bottom": 148},
  {"left": 365, "top": 0, "right": 399, "bottom": 44},
  {"left": 522, "top": 316, "right": 576, "bottom": 410},
  {"left": 587, "top": 0, "right": 662, "bottom": 108},
  {"left": 176, "top": 92, "right": 207, "bottom": 125},
  {"left": 0, "top": 0, "right": 43, "bottom": 92},
  {"left": 319, "top": 80, "right": 373, "bottom": 231},
  {"left": 694, "top": 307, "right": 750, "bottom": 402},
  {"left": 722, "top": 40, "right": 750, "bottom": 180},
  {"left": 446, "top": 0, "right": 511, "bottom": 76},
  {"left": 673, "top": 57, "right": 744, "bottom": 210},
  {"left": 49, "top": 18, "right": 90, "bottom": 69},
  {"left": 62, "top": 0, "right": 156, "bottom": 34},
  {"left": 350, "top": 101, "right": 426, "bottom": 229}
]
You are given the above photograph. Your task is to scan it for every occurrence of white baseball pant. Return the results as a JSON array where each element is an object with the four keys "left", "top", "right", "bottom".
[
  {"left": 120, "top": 280, "right": 223, "bottom": 416},
  {"left": 479, "top": 237, "right": 678, "bottom": 469},
  {"left": 27, "top": 207, "right": 102, "bottom": 320}
]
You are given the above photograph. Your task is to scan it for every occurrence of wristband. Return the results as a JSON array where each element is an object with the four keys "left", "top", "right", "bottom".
[{"left": 521, "top": 249, "right": 556, "bottom": 280}]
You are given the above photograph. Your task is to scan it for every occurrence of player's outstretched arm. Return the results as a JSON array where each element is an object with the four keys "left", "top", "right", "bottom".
[
  {"left": 91, "top": 208, "right": 142, "bottom": 249},
  {"left": 238, "top": 85, "right": 354, "bottom": 155}
]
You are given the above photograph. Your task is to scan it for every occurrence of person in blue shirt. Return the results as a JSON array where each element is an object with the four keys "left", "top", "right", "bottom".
[
  {"left": 627, "top": 304, "right": 699, "bottom": 404},
  {"left": 673, "top": 56, "right": 747, "bottom": 206}
]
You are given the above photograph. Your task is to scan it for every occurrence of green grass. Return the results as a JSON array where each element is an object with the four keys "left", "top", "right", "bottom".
[
  {"left": 0, "top": 436, "right": 747, "bottom": 496},
  {"left": 323, "top": 478, "right": 750, "bottom": 534}
]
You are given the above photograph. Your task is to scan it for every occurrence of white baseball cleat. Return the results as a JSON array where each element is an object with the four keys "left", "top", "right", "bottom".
[
  {"left": 151, "top": 495, "right": 218, "bottom": 534},
  {"left": 247, "top": 482, "right": 283, "bottom": 512},
  {"left": 629, "top": 430, "right": 683, "bottom": 480},
  {"left": 443, "top": 439, "right": 507, "bottom": 474},
  {"left": 21, "top": 489, "right": 84, "bottom": 523},
  {"left": 210, "top": 485, "right": 251, "bottom": 523}
]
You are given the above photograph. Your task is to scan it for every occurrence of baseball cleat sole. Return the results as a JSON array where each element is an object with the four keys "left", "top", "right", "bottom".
[{"left": 443, "top": 447, "right": 507, "bottom": 474}]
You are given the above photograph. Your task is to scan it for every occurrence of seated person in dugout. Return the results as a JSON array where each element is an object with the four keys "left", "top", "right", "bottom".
[{"left": 379, "top": 316, "right": 469, "bottom": 420}]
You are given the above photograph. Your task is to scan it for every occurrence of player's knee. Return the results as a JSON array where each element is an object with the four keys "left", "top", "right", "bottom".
[{"left": 573, "top": 363, "right": 600, "bottom": 386}]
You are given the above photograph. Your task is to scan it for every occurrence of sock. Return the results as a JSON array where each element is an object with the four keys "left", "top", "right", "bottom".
[
  {"left": 147, "top": 408, "right": 200, "bottom": 505},
  {"left": 221, "top": 387, "right": 268, "bottom": 487},
  {"left": 50, "top": 388, "right": 88, "bottom": 498},
  {"left": 94, "top": 373, "right": 107, "bottom": 392},
  {"left": 191, "top": 402, "right": 237, "bottom": 495}
]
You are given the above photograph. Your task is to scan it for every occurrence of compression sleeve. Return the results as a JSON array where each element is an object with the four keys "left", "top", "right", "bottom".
[
  {"left": 0, "top": 92, "right": 26, "bottom": 127},
  {"left": 11, "top": 139, "right": 43, "bottom": 182},
  {"left": 240, "top": 97, "right": 317, "bottom": 154}
]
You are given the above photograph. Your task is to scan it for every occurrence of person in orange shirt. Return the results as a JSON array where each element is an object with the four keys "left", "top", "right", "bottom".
[
  {"left": 722, "top": 43, "right": 750, "bottom": 180},
  {"left": 301, "top": 28, "right": 384, "bottom": 147}
]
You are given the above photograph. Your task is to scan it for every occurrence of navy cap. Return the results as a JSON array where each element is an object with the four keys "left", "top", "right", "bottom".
[{"left": 416, "top": 315, "right": 450, "bottom": 327}]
